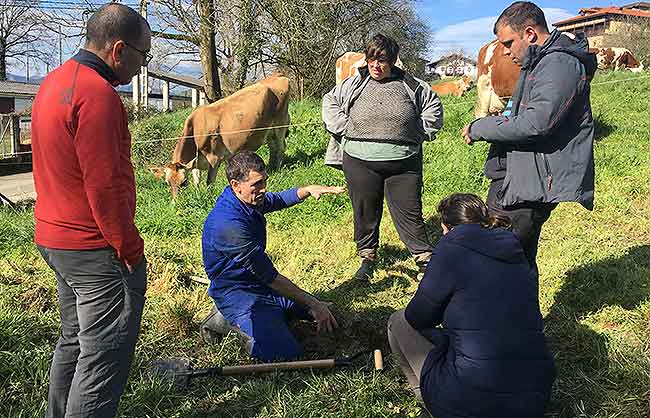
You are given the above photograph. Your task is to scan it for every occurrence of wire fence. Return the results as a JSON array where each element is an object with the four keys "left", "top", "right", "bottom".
[{"left": 0, "top": 72, "right": 649, "bottom": 166}]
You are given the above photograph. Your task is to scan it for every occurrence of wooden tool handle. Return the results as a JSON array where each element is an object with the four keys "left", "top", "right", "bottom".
[
  {"left": 221, "top": 359, "right": 336, "bottom": 375},
  {"left": 373, "top": 349, "right": 384, "bottom": 371}
]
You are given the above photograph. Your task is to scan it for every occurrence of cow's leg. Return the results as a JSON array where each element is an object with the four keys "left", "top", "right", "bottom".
[
  {"left": 206, "top": 159, "right": 222, "bottom": 185},
  {"left": 192, "top": 168, "right": 201, "bottom": 185},
  {"left": 267, "top": 127, "right": 288, "bottom": 172},
  {"left": 474, "top": 73, "right": 492, "bottom": 118}
]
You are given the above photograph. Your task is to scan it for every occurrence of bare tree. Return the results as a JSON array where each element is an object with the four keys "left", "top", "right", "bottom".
[
  {"left": 0, "top": 0, "right": 55, "bottom": 80},
  {"left": 603, "top": 16, "right": 650, "bottom": 66},
  {"left": 147, "top": 0, "right": 431, "bottom": 100},
  {"left": 149, "top": 0, "right": 223, "bottom": 101},
  {"left": 257, "top": 0, "right": 431, "bottom": 97}
]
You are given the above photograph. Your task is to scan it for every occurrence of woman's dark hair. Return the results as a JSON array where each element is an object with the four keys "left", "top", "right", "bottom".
[
  {"left": 226, "top": 151, "right": 266, "bottom": 182},
  {"left": 437, "top": 193, "right": 511, "bottom": 230},
  {"left": 364, "top": 33, "right": 400, "bottom": 66}
]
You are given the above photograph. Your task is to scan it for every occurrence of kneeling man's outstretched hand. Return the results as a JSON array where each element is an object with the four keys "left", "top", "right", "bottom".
[{"left": 299, "top": 185, "right": 347, "bottom": 200}]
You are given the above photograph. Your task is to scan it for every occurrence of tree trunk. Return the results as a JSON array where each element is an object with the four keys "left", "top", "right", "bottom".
[
  {"left": 234, "top": 0, "right": 255, "bottom": 89},
  {"left": 0, "top": 40, "right": 7, "bottom": 81},
  {"left": 198, "top": 0, "right": 222, "bottom": 102},
  {"left": 235, "top": 55, "right": 249, "bottom": 89}
]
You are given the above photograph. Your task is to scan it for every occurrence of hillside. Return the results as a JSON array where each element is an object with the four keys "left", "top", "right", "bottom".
[{"left": 1, "top": 71, "right": 649, "bottom": 418}]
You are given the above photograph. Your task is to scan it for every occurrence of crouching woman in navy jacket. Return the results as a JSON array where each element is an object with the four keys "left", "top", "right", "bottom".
[{"left": 388, "top": 193, "right": 556, "bottom": 418}]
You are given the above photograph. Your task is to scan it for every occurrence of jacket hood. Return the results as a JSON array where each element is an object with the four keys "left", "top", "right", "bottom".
[
  {"left": 524, "top": 30, "right": 597, "bottom": 80},
  {"left": 443, "top": 224, "right": 526, "bottom": 264}
]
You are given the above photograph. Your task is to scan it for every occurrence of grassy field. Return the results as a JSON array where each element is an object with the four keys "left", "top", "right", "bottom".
[{"left": 1, "top": 71, "right": 649, "bottom": 418}]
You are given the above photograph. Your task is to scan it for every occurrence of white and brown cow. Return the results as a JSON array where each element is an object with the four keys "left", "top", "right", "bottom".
[
  {"left": 474, "top": 34, "right": 610, "bottom": 118},
  {"left": 152, "top": 73, "right": 290, "bottom": 198},
  {"left": 430, "top": 75, "right": 474, "bottom": 97},
  {"left": 474, "top": 39, "right": 520, "bottom": 117},
  {"left": 335, "top": 51, "right": 404, "bottom": 84},
  {"left": 591, "top": 47, "right": 642, "bottom": 72}
]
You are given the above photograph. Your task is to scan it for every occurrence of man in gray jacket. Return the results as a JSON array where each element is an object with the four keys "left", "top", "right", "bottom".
[{"left": 463, "top": 1, "right": 597, "bottom": 280}]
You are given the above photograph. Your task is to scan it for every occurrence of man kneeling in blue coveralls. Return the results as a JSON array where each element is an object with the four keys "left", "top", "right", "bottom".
[{"left": 201, "top": 150, "right": 344, "bottom": 361}]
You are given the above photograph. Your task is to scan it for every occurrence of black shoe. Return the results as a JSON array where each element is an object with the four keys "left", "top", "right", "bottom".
[{"left": 354, "top": 259, "right": 375, "bottom": 282}]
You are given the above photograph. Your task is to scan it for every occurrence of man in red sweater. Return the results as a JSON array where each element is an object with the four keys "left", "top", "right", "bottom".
[{"left": 31, "top": 4, "right": 151, "bottom": 417}]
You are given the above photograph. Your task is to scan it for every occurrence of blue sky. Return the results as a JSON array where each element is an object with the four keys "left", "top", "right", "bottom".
[
  {"left": 11, "top": 0, "right": 626, "bottom": 78},
  {"left": 416, "top": 0, "right": 621, "bottom": 60}
]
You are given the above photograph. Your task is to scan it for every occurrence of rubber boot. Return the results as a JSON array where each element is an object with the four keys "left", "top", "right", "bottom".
[{"left": 200, "top": 305, "right": 234, "bottom": 344}]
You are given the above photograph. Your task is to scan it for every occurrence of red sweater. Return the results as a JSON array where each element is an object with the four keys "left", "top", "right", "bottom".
[{"left": 32, "top": 52, "right": 144, "bottom": 266}]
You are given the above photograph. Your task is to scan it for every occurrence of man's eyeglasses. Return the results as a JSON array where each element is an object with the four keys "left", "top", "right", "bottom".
[{"left": 124, "top": 42, "right": 153, "bottom": 66}]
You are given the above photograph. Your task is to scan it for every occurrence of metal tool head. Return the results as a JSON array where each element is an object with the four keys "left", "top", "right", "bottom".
[{"left": 150, "top": 358, "right": 193, "bottom": 389}]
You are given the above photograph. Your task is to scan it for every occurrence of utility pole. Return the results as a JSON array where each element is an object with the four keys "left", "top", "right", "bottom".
[
  {"left": 131, "top": 0, "right": 149, "bottom": 109},
  {"left": 139, "top": 0, "right": 149, "bottom": 108},
  {"left": 59, "top": 24, "right": 63, "bottom": 66}
]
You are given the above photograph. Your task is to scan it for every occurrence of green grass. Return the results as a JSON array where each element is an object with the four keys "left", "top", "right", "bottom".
[{"left": 1, "top": 71, "right": 650, "bottom": 417}]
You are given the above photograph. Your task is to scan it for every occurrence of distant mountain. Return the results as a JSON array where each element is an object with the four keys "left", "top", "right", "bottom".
[
  {"left": 6, "top": 73, "right": 44, "bottom": 84},
  {"left": 4, "top": 72, "right": 192, "bottom": 97}
]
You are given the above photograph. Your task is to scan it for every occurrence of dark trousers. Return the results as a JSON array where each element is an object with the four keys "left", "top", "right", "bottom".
[
  {"left": 38, "top": 246, "right": 147, "bottom": 418},
  {"left": 342, "top": 152, "right": 433, "bottom": 260},
  {"left": 387, "top": 309, "right": 434, "bottom": 402},
  {"left": 486, "top": 179, "right": 557, "bottom": 279}
]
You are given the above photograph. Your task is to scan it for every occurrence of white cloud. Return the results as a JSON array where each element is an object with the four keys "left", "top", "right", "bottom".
[{"left": 428, "top": 8, "right": 575, "bottom": 61}]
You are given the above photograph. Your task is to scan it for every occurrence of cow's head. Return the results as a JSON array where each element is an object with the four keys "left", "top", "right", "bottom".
[{"left": 149, "top": 162, "right": 188, "bottom": 199}]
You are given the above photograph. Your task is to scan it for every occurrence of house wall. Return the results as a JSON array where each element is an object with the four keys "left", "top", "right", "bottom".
[
  {"left": 558, "top": 16, "right": 650, "bottom": 48},
  {"left": 430, "top": 59, "right": 477, "bottom": 78}
]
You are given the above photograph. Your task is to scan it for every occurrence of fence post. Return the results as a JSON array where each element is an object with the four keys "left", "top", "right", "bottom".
[
  {"left": 162, "top": 80, "right": 170, "bottom": 112},
  {"left": 12, "top": 115, "right": 19, "bottom": 159}
]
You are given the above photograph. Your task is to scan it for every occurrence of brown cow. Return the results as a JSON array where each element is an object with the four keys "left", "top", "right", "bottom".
[
  {"left": 474, "top": 39, "right": 520, "bottom": 117},
  {"left": 430, "top": 76, "right": 474, "bottom": 97},
  {"left": 591, "top": 47, "right": 642, "bottom": 71},
  {"left": 152, "top": 73, "right": 290, "bottom": 198},
  {"left": 335, "top": 52, "right": 404, "bottom": 84}
]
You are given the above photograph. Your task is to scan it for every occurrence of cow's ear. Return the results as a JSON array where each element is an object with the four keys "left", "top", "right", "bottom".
[{"left": 149, "top": 167, "right": 164, "bottom": 179}]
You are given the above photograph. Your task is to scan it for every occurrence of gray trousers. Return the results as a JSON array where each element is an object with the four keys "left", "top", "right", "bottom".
[
  {"left": 387, "top": 309, "right": 434, "bottom": 402},
  {"left": 38, "top": 246, "right": 147, "bottom": 418}
]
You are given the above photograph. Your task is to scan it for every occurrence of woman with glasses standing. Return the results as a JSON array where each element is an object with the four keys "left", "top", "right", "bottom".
[{"left": 322, "top": 33, "right": 443, "bottom": 282}]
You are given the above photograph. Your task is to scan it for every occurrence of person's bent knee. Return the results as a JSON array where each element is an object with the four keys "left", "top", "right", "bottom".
[
  {"left": 388, "top": 309, "right": 407, "bottom": 334},
  {"left": 250, "top": 340, "right": 303, "bottom": 362}
]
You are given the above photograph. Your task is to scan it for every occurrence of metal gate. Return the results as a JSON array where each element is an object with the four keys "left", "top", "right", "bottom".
[{"left": 0, "top": 114, "right": 18, "bottom": 159}]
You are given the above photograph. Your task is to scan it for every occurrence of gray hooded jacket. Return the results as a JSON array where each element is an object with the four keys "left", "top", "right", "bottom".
[
  {"left": 469, "top": 31, "right": 597, "bottom": 210},
  {"left": 322, "top": 66, "right": 443, "bottom": 168}
]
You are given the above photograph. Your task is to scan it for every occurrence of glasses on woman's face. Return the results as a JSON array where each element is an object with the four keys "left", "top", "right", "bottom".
[
  {"left": 367, "top": 58, "right": 389, "bottom": 68},
  {"left": 124, "top": 41, "right": 153, "bottom": 66}
]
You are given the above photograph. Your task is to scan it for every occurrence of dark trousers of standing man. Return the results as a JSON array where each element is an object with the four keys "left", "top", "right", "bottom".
[
  {"left": 342, "top": 152, "right": 433, "bottom": 264},
  {"left": 38, "top": 246, "right": 147, "bottom": 418},
  {"left": 486, "top": 179, "right": 557, "bottom": 281}
]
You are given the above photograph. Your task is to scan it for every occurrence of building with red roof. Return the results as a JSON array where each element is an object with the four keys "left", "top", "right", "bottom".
[{"left": 553, "top": 2, "right": 650, "bottom": 47}]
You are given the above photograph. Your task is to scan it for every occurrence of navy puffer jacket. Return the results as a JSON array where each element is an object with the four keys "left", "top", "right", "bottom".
[{"left": 405, "top": 224, "right": 555, "bottom": 418}]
